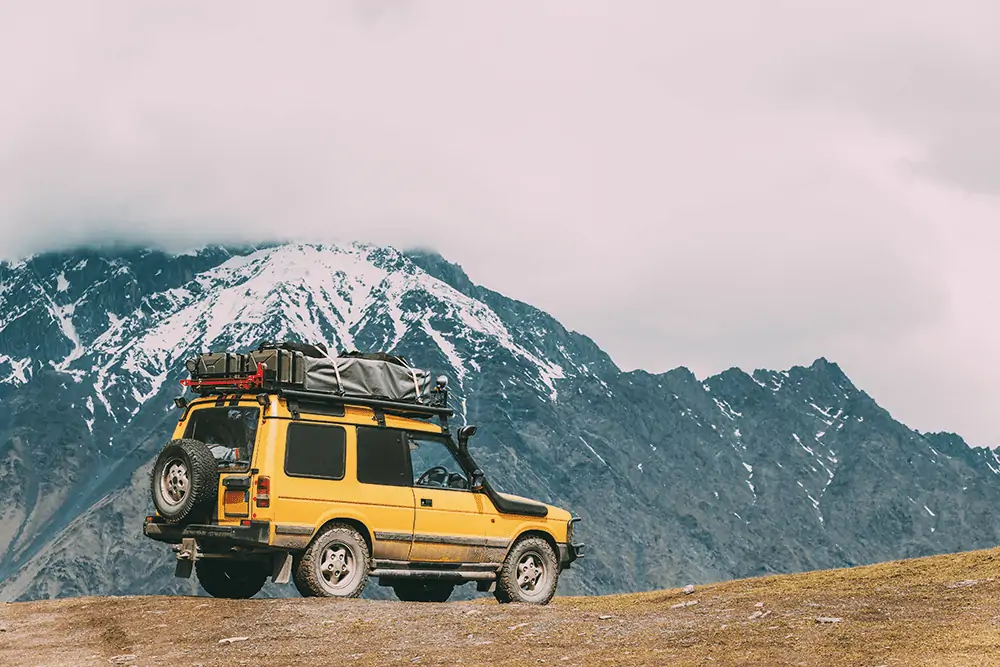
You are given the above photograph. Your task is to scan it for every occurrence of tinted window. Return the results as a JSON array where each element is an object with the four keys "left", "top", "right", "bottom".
[
  {"left": 357, "top": 427, "right": 411, "bottom": 487},
  {"left": 408, "top": 435, "right": 468, "bottom": 490},
  {"left": 184, "top": 407, "right": 260, "bottom": 466},
  {"left": 284, "top": 423, "right": 346, "bottom": 480}
]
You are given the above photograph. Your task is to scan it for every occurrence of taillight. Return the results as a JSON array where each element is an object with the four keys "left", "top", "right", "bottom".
[{"left": 255, "top": 476, "right": 270, "bottom": 508}]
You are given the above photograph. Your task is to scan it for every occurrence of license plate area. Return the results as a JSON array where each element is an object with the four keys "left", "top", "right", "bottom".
[{"left": 225, "top": 490, "right": 248, "bottom": 504}]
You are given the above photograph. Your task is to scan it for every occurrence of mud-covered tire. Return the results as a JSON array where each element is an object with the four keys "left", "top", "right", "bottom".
[
  {"left": 195, "top": 559, "right": 268, "bottom": 599},
  {"left": 494, "top": 537, "right": 559, "bottom": 605},
  {"left": 150, "top": 439, "right": 218, "bottom": 524},
  {"left": 389, "top": 580, "right": 455, "bottom": 603},
  {"left": 294, "top": 524, "right": 370, "bottom": 598},
  {"left": 291, "top": 555, "right": 311, "bottom": 598}
]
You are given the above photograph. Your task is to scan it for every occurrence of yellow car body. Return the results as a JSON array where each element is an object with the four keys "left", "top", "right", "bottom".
[{"left": 144, "top": 393, "right": 582, "bottom": 602}]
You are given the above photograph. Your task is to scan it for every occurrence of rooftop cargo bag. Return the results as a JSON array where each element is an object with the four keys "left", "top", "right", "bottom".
[{"left": 302, "top": 351, "right": 434, "bottom": 403}]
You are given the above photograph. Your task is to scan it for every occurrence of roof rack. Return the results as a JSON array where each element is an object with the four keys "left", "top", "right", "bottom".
[
  {"left": 181, "top": 371, "right": 452, "bottom": 425},
  {"left": 278, "top": 388, "right": 454, "bottom": 421}
]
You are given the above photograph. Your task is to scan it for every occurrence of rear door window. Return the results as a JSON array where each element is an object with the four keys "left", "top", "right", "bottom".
[
  {"left": 184, "top": 407, "right": 260, "bottom": 467},
  {"left": 285, "top": 423, "right": 346, "bottom": 480},
  {"left": 356, "top": 427, "right": 411, "bottom": 487}
]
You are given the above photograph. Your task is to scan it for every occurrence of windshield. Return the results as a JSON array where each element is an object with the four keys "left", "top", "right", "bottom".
[{"left": 184, "top": 406, "right": 261, "bottom": 468}]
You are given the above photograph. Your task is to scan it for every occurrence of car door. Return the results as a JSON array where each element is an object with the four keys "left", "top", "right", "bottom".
[
  {"left": 354, "top": 426, "right": 417, "bottom": 561},
  {"left": 407, "top": 432, "right": 490, "bottom": 563},
  {"left": 182, "top": 404, "right": 262, "bottom": 522}
]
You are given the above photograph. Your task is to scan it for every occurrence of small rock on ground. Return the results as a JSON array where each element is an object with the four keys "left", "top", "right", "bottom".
[
  {"left": 683, "top": 585, "right": 695, "bottom": 595},
  {"left": 108, "top": 655, "right": 138, "bottom": 665},
  {"left": 815, "top": 617, "right": 843, "bottom": 624},
  {"left": 218, "top": 636, "right": 250, "bottom": 645}
]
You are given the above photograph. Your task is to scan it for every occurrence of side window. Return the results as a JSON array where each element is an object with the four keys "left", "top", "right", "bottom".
[
  {"left": 408, "top": 435, "right": 469, "bottom": 490},
  {"left": 284, "top": 423, "right": 346, "bottom": 480},
  {"left": 357, "top": 427, "right": 411, "bottom": 487}
]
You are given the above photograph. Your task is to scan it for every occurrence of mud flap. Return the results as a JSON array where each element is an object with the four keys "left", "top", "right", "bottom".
[
  {"left": 175, "top": 559, "right": 193, "bottom": 579},
  {"left": 272, "top": 552, "right": 293, "bottom": 584},
  {"left": 476, "top": 580, "right": 496, "bottom": 593}
]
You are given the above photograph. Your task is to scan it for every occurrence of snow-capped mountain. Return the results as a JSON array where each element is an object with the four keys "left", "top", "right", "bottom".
[{"left": 1, "top": 243, "right": 999, "bottom": 601}]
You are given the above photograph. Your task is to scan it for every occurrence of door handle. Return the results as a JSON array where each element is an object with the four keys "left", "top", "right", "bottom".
[{"left": 420, "top": 498, "right": 433, "bottom": 507}]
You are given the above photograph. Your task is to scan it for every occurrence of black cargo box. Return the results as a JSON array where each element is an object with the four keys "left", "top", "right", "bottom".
[
  {"left": 246, "top": 348, "right": 306, "bottom": 385},
  {"left": 184, "top": 352, "right": 246, "bottom": 378}
]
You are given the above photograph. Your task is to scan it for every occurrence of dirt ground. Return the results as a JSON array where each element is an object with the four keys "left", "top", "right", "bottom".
[{"left": 4, "top": 547, "right": 1000, "bottom": 666}]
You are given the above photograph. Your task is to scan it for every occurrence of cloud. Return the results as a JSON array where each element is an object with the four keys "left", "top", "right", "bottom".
[{"left": 0, "top": 1, "right": 997, "bottom": 443}]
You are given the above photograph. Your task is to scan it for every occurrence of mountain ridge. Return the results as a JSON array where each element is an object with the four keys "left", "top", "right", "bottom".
[{"left": 1, "top": 242, "right": 998, "bottom": 602}]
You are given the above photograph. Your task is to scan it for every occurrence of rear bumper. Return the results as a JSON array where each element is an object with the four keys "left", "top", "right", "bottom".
[
  {"left": 143, "top": 517, "right": 271, "bottom": 547},
  {"left": 557, "top": 542, "right": 585, "bottom": 569}
]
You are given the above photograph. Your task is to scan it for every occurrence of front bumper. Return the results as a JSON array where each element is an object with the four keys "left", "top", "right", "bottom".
[
  {"left": 557, "top": 542, "right": 585, "bottom": 569},
  {"left": 143, "top": 516, "right": 271, "bottom": 547}
]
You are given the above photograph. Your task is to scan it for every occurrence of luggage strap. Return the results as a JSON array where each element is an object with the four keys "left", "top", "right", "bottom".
[
  {"left": 408, "top": 367, "right": 422, "bottom": 403},
  {"left": 323, "top": 348, "right": 344, "bottom": 394}
]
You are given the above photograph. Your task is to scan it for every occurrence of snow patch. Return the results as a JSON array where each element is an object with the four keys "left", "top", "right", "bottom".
[{"left": 579, "top": 436, "right": 611, "bottom": 469}]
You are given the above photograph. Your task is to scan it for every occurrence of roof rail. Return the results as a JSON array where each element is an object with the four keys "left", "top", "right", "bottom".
[{"left": 278, "top": 388, "right": 454, "bottom": 420}]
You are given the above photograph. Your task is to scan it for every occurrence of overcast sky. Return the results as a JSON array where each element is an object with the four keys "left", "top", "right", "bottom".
[{"left": 1, "top": 1, "right": 998, "bottom": 444}]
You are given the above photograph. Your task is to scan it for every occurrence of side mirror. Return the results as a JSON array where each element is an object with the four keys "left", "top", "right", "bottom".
[{"left": 471, "top": 469, "right": 485, "bottom": 491}]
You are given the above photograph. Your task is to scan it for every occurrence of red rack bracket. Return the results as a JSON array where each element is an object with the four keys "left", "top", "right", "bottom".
[{"left": 180, "top": 363, "right": 266, "bottom": 391}]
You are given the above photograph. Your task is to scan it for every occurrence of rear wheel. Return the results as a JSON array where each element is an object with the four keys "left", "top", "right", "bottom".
[
  {"left": 294, "top": 524, "right": 370, "bottom": 598},
  {"left": 494, "top": 537, "right": 559, "bottom": 605},
  {"left": 195, "top": 560, "right": 268, "bottom": 599},
  {"left": 389, "top": 580, "right": 455, "bottom": 603}
]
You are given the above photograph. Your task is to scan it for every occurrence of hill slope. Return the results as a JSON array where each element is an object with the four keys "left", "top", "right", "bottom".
[
  {"left": 1, "top": 243, "right": 999, "bottom": 601},
  {"left": 3, "top": 547, "right": 1000, "bottom": 666}
]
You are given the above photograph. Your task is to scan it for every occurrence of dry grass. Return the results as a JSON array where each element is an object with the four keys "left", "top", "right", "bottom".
[{"left": 3, "top": 547, "right": 1000, "bottom": 666}]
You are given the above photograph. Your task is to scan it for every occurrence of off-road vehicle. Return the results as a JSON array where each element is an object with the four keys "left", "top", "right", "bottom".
[{"left": 143, "top": 344, "right": 583, "bottom": 603}]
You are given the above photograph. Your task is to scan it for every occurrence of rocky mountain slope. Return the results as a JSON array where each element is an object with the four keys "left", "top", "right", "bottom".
[{"left": 1, "top": 243, "right": 998, "bottom": 601}]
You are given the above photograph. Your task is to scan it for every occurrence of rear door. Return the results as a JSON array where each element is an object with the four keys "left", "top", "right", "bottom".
[
  {"left": 182, "top": 405, "right": 261, "bottom": 522},
  {"left": 407, "top": 433, "right": 489, "bottom": 563},
  {"left": 273, "top": 421, "right": 350, "bottom": 533}
]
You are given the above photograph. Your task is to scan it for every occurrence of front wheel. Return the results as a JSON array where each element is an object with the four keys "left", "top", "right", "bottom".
[
  {"left": 494, "top": 537, "right": 559, "bottom": 605},
  {"left": 195, "top": 560, "right": 268, "bottom": 599},
  {"left": 294, "top": 524, "right": 370, "bottom": 598}
]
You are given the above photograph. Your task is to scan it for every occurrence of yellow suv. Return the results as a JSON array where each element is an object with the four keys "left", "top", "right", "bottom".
[{"left": 143, "top": 388, "right": 583, "bottom": 604}]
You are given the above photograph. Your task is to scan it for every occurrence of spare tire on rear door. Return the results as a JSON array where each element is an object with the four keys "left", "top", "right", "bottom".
[{"left": 150, "top": 438, "right": 219, "bottom": 524}]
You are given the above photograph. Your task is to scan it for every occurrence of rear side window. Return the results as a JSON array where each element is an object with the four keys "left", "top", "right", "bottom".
[
  {"left": 357, "top": 427, "right": 411, "bottom": 487},
  {"left": 285, "top": 423, "right": 346, "bottom": 480},
  {"left": 184, "top": 407, "right": 260, "bottom": 466}
]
